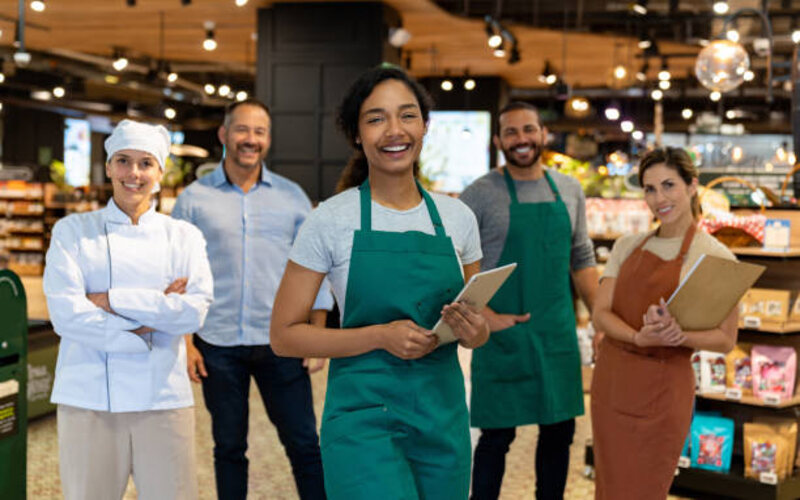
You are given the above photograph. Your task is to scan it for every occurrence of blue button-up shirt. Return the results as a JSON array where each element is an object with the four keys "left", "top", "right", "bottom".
[{"left": 172, "top": 163, "right": 333, "bottom": 346}]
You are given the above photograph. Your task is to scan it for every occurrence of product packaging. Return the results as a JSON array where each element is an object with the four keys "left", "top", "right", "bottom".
[
  {"left": 726, "top": 343, "right": 753, "bottom": 395},
  {"left": 690, "top": 414, "right": 734, "bottom": 472},
  {"left": 744, "top": 422, "right": 790, "bottom": 480},
  {"left": 752, "top": 345, "right": 797, "bottom": 401},
  {"left": 700, "top": 351, "right": 727, "bottom": 394},
  {"left": 753, "top": 417, "right": 798, "bottom": 479}
]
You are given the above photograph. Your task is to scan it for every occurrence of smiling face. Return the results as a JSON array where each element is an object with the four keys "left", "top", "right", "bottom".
[
  {"left": 494, "top": 108, "right": 547, "bottom": 168},
  {"left": 641, "top": 162, "right": 697, "bottom": 226},
  {"left": 219, "top": 103, "right": 271, "bottom": 172},
  {"left": 106, "top": 149, "right": 163, "bottom": 211},
  {"left": 356, "top": 79, "right": 426, "bottom": 178}
]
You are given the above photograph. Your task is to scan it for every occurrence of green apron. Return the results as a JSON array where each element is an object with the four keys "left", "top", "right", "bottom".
[
  {"left": 320, "top": 180, "right": 471, "bottom": 500},
  {"left": 470, "top": 168, "right": 584, "bottom": 428}
]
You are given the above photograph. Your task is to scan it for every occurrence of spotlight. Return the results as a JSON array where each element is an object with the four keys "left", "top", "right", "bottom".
[
  {"left": 613, "top": 65, "right": 627, "bottom": 80},
  {"left": 235, "top": 0, "right": 248, "bottom": 5},
  {"left": 726, "top": 30, "right": 740, "bottom": 43},
  {"left": 218, "top": 84, "right": 231, "bottom": 96},
  {"left": 539, "top": 61, "right": 556, "bottom": 84},
  {"left": 203, "top": 30, "right": 217, "bottom": 51},
  {"left": 236, "top": 90, "right": 248, "bottom": 101},
  {"left": 658, "top": 79, "right": 671, "bottom": 90},
  {"left": 710, "top": 90, "right": 721, "bottom": 101},
  {"left": 167, "top": 72, "right": 178, "bottom": 83},
  {"left": 493, "top": 49, "right": 506, "bottom": 58},
  {"left": 621, "top": 120, "right": 634, "bottom": 133},
  {"left": 204, "top": 83, "right": 216, "bottom": 95},
  {"left": 0, "top": 73, "right": 5, "bottom": 84},
  {"left": 793, "top": 30, "right": 800, "bottom": 44},
  {"left": 713, "top": 1, "right": 729, "bottom": 15},
  {"left": 658, "top": 61, "right": 670, "bottom": 81},
  {"left": 545, "top": 74, "right": 557, "bottom": 85},
  {"left": 52, "top": 86, "right": 65, "bottom": 98},
  {"left": 638, "top": 34, "right": 652, "bottom": 50},
  {"left": 488, "top": 35, "right": 503, "bottom": 48},
  {"left": 682, "top": 108, "right": 693, "bottom": 119},
  {"left": 604, "top": 107, "right": 620, "bottom": 121},
  {"left": 30, "top": 0, "right": 45, "bottom": 12},
  {"left": 651, "top": 89, "right": 663, "bottom": 101},
  {"left": 112, "top": 55, "right": 129, "bottom": 72},
  {"left": 631, "top": 0, "right": 647, "bottom": 15},
  {"left": 632, "top": 130, "right": 644, "bottom": 141},
  {"left": 725, "top": 109, "right": 736, "bottom": 120},
  {"left": 464, "top": 78, "right": 476, "bottom": 91},
  {"left": 743, "top": 70, "right": 754, "bottom": 82},
  {"left": 440, "top": 79, "right": 453, "bottom": 91},
  {"left": 164, "top": 108, "right": 176, "bottom": 120}
]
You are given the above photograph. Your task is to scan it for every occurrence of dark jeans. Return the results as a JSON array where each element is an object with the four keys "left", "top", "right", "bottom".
[
  {"left": 195, "top": 336, "right": 325, "bottom": 500},
  {"left": 471, "top": 418, "right": 576, "bottom": 500}
]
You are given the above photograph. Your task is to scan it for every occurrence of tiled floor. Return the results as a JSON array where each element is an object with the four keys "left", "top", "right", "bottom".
[{"left": 26, "top": 350, "right": 686, "bottom": 499}]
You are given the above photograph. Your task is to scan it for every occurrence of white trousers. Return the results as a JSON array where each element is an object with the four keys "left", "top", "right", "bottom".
[{"left": 57, "top": 404, "right": 198, "bottom": 500}]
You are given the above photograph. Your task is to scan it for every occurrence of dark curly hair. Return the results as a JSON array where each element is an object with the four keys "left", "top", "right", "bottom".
[{"left": 335, "top": 65, "right": 434, "bottom": 192}]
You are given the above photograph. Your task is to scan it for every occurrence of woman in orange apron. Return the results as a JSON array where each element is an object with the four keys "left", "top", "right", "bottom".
[{"left": 590, "top": 147, "right": 739, "bottom": 500}]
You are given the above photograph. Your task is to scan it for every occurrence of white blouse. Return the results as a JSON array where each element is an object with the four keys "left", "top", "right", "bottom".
[{"left": 43, "top": 199, "right": 213, "bottom": 412}]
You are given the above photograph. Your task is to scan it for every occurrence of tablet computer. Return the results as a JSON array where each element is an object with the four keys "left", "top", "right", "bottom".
[{"left": 430, "top": 262, "right": 517, "bottom": 344}]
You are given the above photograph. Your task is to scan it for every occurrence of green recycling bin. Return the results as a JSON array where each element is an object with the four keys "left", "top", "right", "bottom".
[{"left": 0, "top": 269, "right": 27, "bottom": 500}]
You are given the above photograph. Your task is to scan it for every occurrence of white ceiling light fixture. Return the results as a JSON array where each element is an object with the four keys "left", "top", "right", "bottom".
[
  {"left": 631, "top": 0, "right": 647, "bottom": 16},
  {"left": 681, "top": 108, "right": 693, "bottom": 120},
  {"left": 441, "top": 79, "right": 453, "bottom": 91},
  {"left": 632, "top": 130, "right": 644, "bottom": 141},
  {"left": 604, "top": 107, "right": 620, "bottom": 121},
  {"left": 52, "top": 86, "right": 65, "bottom": 98},
  {"left": 793, "top": 30, "right": 800, "bottom": 44},
  {"left": 112, "top": 55, "right": 129, "bottom": 72},
  {"left": 0, "top": 73, "right": 5, "bottom": 84},
  {"left": 218, "top": 84, "right": 231, "bottom": 96},
  {"left": 621, "top": 120, "right": 634, "bottom": 133},
  {"left": 236, "top": 90, "right": 248, "bottom": 101},
  {"left": 164, "top": 107, "right": 177, "bottom": 120},
  {"left": 204, "top": 83, "right": 216, "bottom": 95},
  {"left": 493, "top": 48, "right": 506, "bottom": 58},
  {"left": 743, "top": 70, "right": 755, "bottom": 81},
  {"left": 658, "top": 79, "right": 671, "bottom": 90},
  {"left": 726, "top": 30, "right": 740, "bottom": 43},
  {"left": 30, "top": 0, "right": 45, "bottom": 12},
  {"left": 695, "top": 39, "right": 750, "bottom": 93},
  {"left": 613, "top": 65, "right": 627, "bottom": 80},
  {"left": 203, "top": 22, "right": 217, "bottom": 51},
  {"left": 464, "top": 78, "right": 476, "bottom": 91},
  {"left": 710, "top": 90, "right": 722, "bottom": 101},
  {"left": 651, "top": 89, "right": 663, "bottom": 101},
  {"left": 713, "top": 1, "right": 729, "bottom": 15},
  {"left": 388, "top": 27, "right": 411, "bottom": 48},
  {"left": 235, "top": 0, "right": 248, "bottom": 6}
]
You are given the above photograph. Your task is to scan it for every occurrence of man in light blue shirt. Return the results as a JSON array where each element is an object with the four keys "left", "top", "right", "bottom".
[{"left": 172, "top": 99, "right": 333, "bottom": 500}]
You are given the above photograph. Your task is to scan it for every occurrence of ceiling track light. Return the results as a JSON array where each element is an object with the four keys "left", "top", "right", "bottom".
[
  {"left": 30, "top": 0, "right": 45, "bottom": 12},
  {"left": 539, "top": 60, "right": 557, "bottom": 85},
  {"left": 658, "top": 59, "right": 670, "bottom": 81},
  {"left": 638, "top": 34, "right": 652, "bottom": 50},
  {"left": 235, "top": 0, "right": 248, "bottom": 5},
  {"left": 112, "top": 50, "right": 128, "bottom": 72},
  {"left": 713, "top": 1, "right": 729, "bottom": 15},
  {"left": 440, "top": 78, "right": 453, "bottom": 91},
  {"left": 203, "top": 29, "right": 217, "bottom": 51},
  {"left": 631, "top": 0, "right": 647, "bottom": 16}
]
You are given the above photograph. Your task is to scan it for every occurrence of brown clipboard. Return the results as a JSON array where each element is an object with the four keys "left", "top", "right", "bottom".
[{"left": 666, "top": 254, "right": 765, "bottom": 331}]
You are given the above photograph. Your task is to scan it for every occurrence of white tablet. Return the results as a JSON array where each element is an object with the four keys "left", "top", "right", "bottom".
[{"left": 430, "top": 262, "right": 517, "bottom": 345}]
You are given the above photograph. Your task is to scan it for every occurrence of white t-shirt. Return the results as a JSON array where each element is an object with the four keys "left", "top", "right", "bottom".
[{"left": 289, "top": 187, "right": 482, "bottom": 321}]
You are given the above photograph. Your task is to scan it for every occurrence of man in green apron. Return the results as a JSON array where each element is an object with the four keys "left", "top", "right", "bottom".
[{"left": 460, "top": 102, "right": 599, "bottom": 500}]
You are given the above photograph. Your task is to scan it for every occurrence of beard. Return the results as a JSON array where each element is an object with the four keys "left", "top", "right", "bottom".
[
  {"left": 502, "top": 142, "right": 542, "bottom": 168},
  {"left": 229, "top": 144, "right": 266, "bottom": 170}
]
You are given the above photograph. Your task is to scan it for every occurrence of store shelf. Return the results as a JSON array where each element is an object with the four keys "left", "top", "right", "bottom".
[
  {"left": 737, "top": 323, "right": 800, "bottom": 335},
  {"left": 731, "top": 247, "right": 800, "bottom": 258},
  {"left": 672, "top": 464, "right": 800, "bottom": 500},
  {"left": 696, "top": 391, "right": 800, "bottom": 408}
]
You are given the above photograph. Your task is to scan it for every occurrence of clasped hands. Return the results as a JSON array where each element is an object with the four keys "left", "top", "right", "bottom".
[
  {"left": 634, "top": 297, "right": 686, "bottom": 348},
  {"left": 382, "top": 302, "right": 489, "bottom": 360},
  {"left": 86, "top": 277, "right": 188, "bottom": 336}
]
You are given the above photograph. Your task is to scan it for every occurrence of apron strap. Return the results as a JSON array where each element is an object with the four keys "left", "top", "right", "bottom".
[
  {"left": 677, "top": 222, "right": 697, "bottom": 259},
  {"left": 359, "top": 178, "right": 446, "bottom": 237},
  {"left": 543, "top": 170, "right": 562, "bottom": 201},
  {"left": 501, "top": 167, "right": 519, "bottom": 205}
]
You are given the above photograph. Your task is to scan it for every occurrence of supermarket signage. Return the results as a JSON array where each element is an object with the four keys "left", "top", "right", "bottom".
[
  {"left": 759, "top": 472, "right": 778, "bottom": 485},
  {"left": 743, "top": 316, "right": 761, "bottom": 329},
  {"left": 0, "top": 379, "right": 19, "bottom": 440},
  {"left": 762, "top": 394, "right": 781, "bottom": 406},
  {"left": 763, "top": 219, "right": 791, "bottom": 252}
]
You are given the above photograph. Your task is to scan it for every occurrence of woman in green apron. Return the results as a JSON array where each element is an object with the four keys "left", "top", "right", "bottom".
[{"left": 270, "top": 66, "right": 489, "bottom": 500}]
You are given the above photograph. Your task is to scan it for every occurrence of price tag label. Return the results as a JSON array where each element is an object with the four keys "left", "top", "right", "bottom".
[
  {"left": 678, "top": 456, "right": 691, "bottom": 468},
  {"left": 743, "top": 316, "right": 762, "bottom": 329},
  {"left": 725, "top": 388, "right": 742, "bottom": 401},
  {"left": 763, "top": 394, "right": 782, "bottom": 406},
  {"left": 759, "top": 472, "right": 778, "bottom": 485}
]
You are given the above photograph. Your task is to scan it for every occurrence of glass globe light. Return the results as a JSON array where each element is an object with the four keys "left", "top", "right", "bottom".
[{"left": 695, "top": 39, "right": 750, "bottom": 93}]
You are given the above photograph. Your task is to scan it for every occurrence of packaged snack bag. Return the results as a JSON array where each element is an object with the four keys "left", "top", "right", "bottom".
[
  {"left": 754, "top": 417, "right": 798, "bottom": 479},
  {"left": 726, "top": 343, "right": 753, "bottom": 395},
  {"left": 744, "top": 422, "right": 789, "bottom": 480},
  {"left": 752, "top": 345, "right": 797, "bottom": 401},
  {"left": 700, "top": 351, "right": 727, "bottom": 393},
  {"left": 691, "top": 414, "right": 734, "bottom": 472},
  {"left": 691, "top": 351, "right": 702, "bottom": 390}
]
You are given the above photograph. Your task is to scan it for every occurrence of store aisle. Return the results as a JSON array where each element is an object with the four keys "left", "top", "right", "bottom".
[{"left": 27, "top": 364, "right": 683, "bottom": 499}]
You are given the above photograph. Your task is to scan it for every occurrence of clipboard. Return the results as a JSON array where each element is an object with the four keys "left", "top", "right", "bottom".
[
  {"left": 666, "top": 254, "right": 765, "bottom": 330},
  {"left": 430, "top": 262, "right": 517, "bottom": 344}
]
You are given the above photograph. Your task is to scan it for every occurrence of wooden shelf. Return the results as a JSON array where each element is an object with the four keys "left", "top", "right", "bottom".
[
  {"left": 732, "top": 247, "right": 800, "bottom": 258},
  {"left": 738, "top": 323, "right": 800, "bottom": 334},
  {"left": 671, "top": 463, "right": 800, "bottom": 500},
  {"left": 696, "top": 392, "right": 800, "bottom": 408}
]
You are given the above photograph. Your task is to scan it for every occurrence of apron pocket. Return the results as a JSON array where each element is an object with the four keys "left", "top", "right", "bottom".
[
  {"left": 321, "top": 405, "right": 390, "bottom": 448},
  {"left": 606, "top": 346, "right": 666, "bottom": 418}
]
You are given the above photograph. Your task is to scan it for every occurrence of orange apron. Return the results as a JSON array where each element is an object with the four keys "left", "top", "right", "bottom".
[{"left": 591, "top": 225, "right": 697, "bottom": 500}]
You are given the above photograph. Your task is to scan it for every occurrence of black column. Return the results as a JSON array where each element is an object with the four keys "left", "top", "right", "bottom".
[{"left": 256, "top": 2, "right": 401, "bottom": 201}]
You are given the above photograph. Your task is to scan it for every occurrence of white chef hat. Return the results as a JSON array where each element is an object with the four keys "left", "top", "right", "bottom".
[{"left": 104, "top": 119, "right": 171, "bottom": 171}]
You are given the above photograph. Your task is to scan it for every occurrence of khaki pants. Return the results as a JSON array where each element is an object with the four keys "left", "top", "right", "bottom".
[{"left": 57, "top": 404, "right": 198, "bottom": 500}]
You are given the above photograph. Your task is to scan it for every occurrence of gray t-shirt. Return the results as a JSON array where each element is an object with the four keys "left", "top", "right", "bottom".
[
  {"left": 459, "top": 168, "right": 596, "bottom": 271},
  {"left": 289, "top": 187, "right": 482, "bottom": 322}
]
